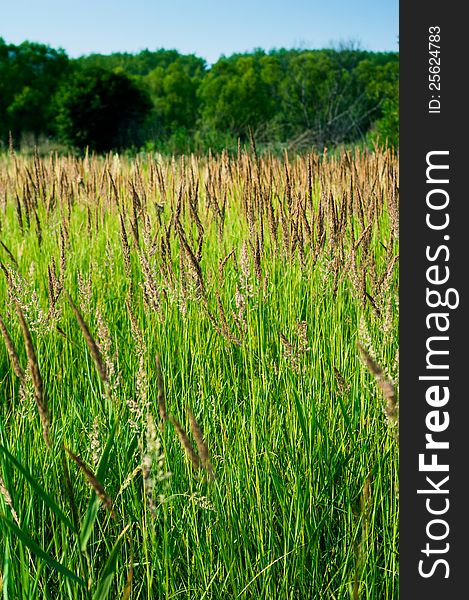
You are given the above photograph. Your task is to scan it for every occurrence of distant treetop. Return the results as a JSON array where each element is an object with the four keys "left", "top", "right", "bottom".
[{"left": 0, "top": 39, "right": 398, "bottom": 153}]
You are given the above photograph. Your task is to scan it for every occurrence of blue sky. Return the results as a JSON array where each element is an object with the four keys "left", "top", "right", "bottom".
[{"left": 1, "top": 0, "right": 398, "bottom": 64}]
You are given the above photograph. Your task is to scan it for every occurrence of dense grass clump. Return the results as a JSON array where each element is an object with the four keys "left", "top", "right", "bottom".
[{"left": 0, "top": 147, "right": 399, "bottom": 598}]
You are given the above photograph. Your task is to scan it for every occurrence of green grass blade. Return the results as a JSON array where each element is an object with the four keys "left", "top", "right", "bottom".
[
  {"left": 3, "top": 538, "right": 10, "bottom": 600},
  {"left": 79, "top": 421, "right": 116, "bottom": 552},
  {"left": 292, "top": 390, "right": 310, "bottom": 450},
  {"left": 0, "top": 514, "right": 86, "bottom": 588},
  {"left": 79, "top": 492, "right": 100, "bottom": 554},
  {"left": 0, "top": 445, "right": 76, "bottom": 533},
  {"left": 92, "top": 524, "right": 130, "bottom": 600}
]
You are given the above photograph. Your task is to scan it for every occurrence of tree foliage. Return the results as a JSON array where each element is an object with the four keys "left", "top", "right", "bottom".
[
  {"left": 0, "top": 39, "right": 398, "bottom": 153},
  {"left": 145, "top": 59, "right": 204, "bottom": 136},
  {"left": 0, "top": 38, "right": 70, "bottom": 141},
  {"left": 54, "top": 67, "right": 152, "bottom": 152},
  {"left": 198, "top": 52, "right": 277, "bottom": 139},
  {"left": 357, "top": 59, "right": 399, "bottom": 147}
]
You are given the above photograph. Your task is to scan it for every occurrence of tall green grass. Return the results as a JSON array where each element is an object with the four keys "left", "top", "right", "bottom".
[{"left": 0, "top": 148, "right": 398, "bottom": 598}]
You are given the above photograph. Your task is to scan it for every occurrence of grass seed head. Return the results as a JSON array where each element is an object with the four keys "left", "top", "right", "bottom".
[
  {"left": 0, "top": 476, "right": 20, "bottom": 525},
  {"left": 169, "top": 416, "right": 201, "bottom": 472},
  {"left": 187, "top": 407, "right": 215, "bottom": 480},
  {"left": 0, "top": 312, "right": 25, "bottom": 382},
  {"left": 16, "top": 304, "right": 51, "bottom": 448},
  {"left": 358, "top": 342, "right": 399, "bottom": 440},
  {"left": 65, "top": 446, "right": 115, "bottom": 518},
  {"left": 66, "top": 291, "right": 108, "bottom": 386},
  {"left": 155, "top": 354, "right": 167, "bottom": 422}
]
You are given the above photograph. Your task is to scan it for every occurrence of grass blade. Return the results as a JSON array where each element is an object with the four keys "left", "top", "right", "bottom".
[
  {"left": 0, "top": 514, "right": 86, "bottom": 588},
  {"left": 79, "top": 421, "right": 117, "bottom": 552},
  {"left": 0, "top": 445, "right": 76, "bottom": 533},
  {"left": 92, "top": 524, "right": 130, "bottom": 600}
]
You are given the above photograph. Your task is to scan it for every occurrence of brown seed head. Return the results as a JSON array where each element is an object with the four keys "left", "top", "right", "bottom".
[
  {"left": 66, "top": 291, "right": 108, "bottom": 385},
  {"left": 187, "top": 407, "right": 215, "bottom": 480},
  {"left": 358, "top": 342, "right": 399, "bottom": 440},
  {"left": 0, "top": 312, "right": 25, "bottom": 382},
  {"left": 16, "top": 304, "right": 51, "bottom": 447},
  {"left": 155, "top": 354, "right": 167, "bottom": 422},
  {"left": 169, "top": 416, "right": 201, "bottom": 471},
  {"left": 65, "top": 446, "right": 115, "bottom": 518}
]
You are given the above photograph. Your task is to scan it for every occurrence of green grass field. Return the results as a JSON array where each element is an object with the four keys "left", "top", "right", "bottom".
[{"left": 0, "top": 147, "right": 399, "bottom": 599}]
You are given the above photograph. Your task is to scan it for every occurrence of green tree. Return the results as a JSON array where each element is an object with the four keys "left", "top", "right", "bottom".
[
  {"left": 275, "top": 49, "right": 381, "bottom": 148},
  {"left": 198, "top": 51, "right": 278, "bottom": 145},
  {"left": 7, "top": 86, "right": 46, "bottom": 137},
  {"left": 77, "top": 48, "right": 206, "bottom": 78},
  {"left": 54, "top": 67, "right": 152, "bottom": 152},
  {"left": 357, "top": 59, "right": 399, "bottom": 148},
  {"left": 1, "top": 38, "right": 399, "bottom": 153},
  {"left": 0, "top": 38, "right": 69, "bottom": 143},
  {"left": 145, "top": 60, "right": 203, "bottom": 136}
]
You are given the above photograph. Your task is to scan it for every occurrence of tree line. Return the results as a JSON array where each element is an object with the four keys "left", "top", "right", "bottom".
[{"left": 0, "top": 38, "right": 398, "bottom": 154}]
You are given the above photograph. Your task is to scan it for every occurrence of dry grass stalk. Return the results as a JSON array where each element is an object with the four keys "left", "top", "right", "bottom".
[
  {"left": 65, "top": 446, "right": 115, "bottom": 518},
  {"left": 233, "top": 283, "right": 247, "bottom": 334},
  {"left": 34, "top": 209, "right": 42, "bottom": 247},
  {"left": 59, "top": 226, "right": 67, "bottom": 289},
  {"left": 358, "top": 342, "right": 399, "bottom": 440},
  {"left": 187, "top": 408, "right": 215, "bottom": 480},
  {"left": 266, "top": 193, "right": 278, "bottom": 256},
  {"left": 0, "top": 261, "right": 10, "bottom": 283},
  {"left": 280, "top": 332, "right": 300, "bottom": 373},
  {"left": 16, "top": 305, "right": 51, "bottom": 448},
  {"left": 141, "top": 415, "right": 158, "bottom": 516},
  {"left": 125, "top": 296, "right": 142, "bottom": 345},
  {"left": 365, "top": 292, "right": 381, "bottom": 319},
  {"left": 130, "top": 181, "right": 141, "bottom": 246},
  {"left": 117, "top": 464, "right": 142, "bottom": 499},
  {"left": 0, "top": 240, "right": 18, "bottom": 268},
  {"left": 169, "top": 416, "right": 201, "bottom": 472},
  {"left": 138, "top": 247, "right": 162, "bottom": 317},
  {"left": 90, "top": 416, "right": 101, "bottom": 468},
  {"left": 66, "top": 291, "right": 108, "bottom": 385},
  {"left": 122, "top": 553, "right": 134, "bottom": 600},
  {"left": 250, "top": 235, "right": 262, "bottom": 283},
  {"left": 119, "top": 211, "right": 133, "bottom": 285},
  {"left": 155, "top": 354, "right": 167, "bottom": 422},
  {"left": 0, "top": 312, "right": 25, "bottom": 382},
  {"left": 176, "top": 222, "right": 206, "bottom": 299},
  {"left": 96, "top": 307, "right": 117, "bottom": 386},
  {"left": 160, "top": 226, "right": 174, "bottom": 288},
  {"left": 15, "top": 194, "right": 24, "bottom": 235},
  {"left": 377, "top": 253, "right": 399, "bottom": 298},
  {"left": 125, "top": 296, "right": 149, "bottom": 432},
  {"left": 218, "top": 248, "right": 235, "bottom": 282},
  {"left": 215, "top": 292, "right": 242, "bottom": 346},
  {"left": 0, "top": 476, "right": 20, "bottom": 525},
  {"left": 47, "top": 257, "right": 63, "bottom": 323},
  {"left": 76, "top": 270, "right": 93, "bottom": 318},
  {"left": 295, "top": 321, "right": 310, "bottom": 357},
  {"left": 334, "top": 366, "right": 350, "bottom": 396},
  {"left": 47, "top": 261, "right": 57, "bottom": 302}
]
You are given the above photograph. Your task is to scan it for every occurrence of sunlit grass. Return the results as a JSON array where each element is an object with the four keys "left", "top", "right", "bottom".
[{"left": 0, "top": 148, "right": 398, "bottom": 599}]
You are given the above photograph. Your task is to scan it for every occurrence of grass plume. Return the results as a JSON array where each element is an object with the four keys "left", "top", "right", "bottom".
[
  {"left": 358, "top": 342, "right": 399, "bottom": 440},
  {"left": 65, "top": 446, "right": 115, "bottom": 518},
  {"left": 187, "top": 407, "right": 215, "bottom": 480},
  {"left": 16, "top": 304, "right": 51, "bottom": 448},
  {"left": 66, "top": 291, "right": 108, "bottom": 386},
  {"left": 0, "top": 312, "right": 25, "bottom": 382}
]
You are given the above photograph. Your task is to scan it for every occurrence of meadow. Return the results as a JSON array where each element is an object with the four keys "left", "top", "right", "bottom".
[{"left": 0, "top": 146, "right": 399, "bottom": 599}]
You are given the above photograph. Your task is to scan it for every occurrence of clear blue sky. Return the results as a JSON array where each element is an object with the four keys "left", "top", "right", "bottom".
[{"left": 1, "top": 0, "right": 398, "bottom": 65}]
